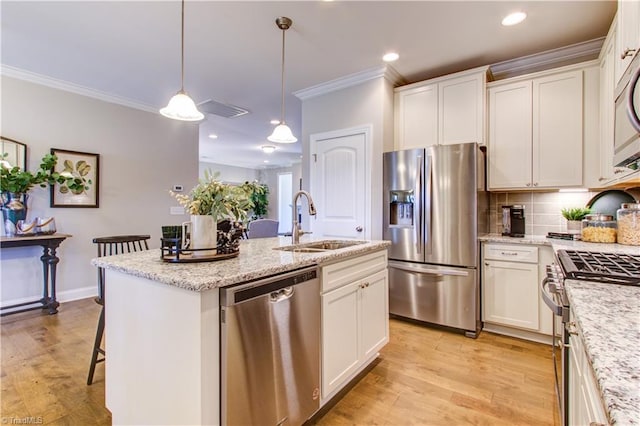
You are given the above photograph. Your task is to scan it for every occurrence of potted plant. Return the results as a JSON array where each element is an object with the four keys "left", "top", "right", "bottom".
[
  {"left": 171, "top": 171, "right": 253, "bottom": 255},
  {"left": 561, "top": 207, "right": 591, "bottom": 234},
  {"left": 1, "top": 153, "right": 92, "bottom": 233},
  {"left": 241, "top": 181, "right": 270, "bottom": 220}
]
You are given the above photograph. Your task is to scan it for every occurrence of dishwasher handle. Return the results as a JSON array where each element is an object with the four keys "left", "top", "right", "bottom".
[{"left": 220, "top": 266, "right": 317, "bottom": 306}]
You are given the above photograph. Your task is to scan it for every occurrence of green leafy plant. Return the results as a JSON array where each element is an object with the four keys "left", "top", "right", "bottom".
[
  {"left": 171, "top": 170, "right": 253, "bottom": 222},
  {"left": 241, "top": 181, "right": 270, "bottom": 220},
  {"left": 0, "top": 152, "right": 90, "bottom": 194},
  {"left": 561, "top": 207, "right": 591, "bottom": 221}
]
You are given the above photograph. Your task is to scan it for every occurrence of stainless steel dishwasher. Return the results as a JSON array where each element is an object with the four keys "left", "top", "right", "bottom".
[{"left": 220, "top": 266, "right": 320, "bottom": 426}]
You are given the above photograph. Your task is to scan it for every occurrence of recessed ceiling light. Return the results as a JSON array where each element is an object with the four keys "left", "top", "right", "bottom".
[
  {"left": 382, "top": 52, "right": 399, "bottom": 62},
  {"left": 270, "top": 119, "right": 281, "bottom": 125},
  {"left": 501, "top": 12, "right": 527, "bottom": 26},
  {"left": 261, "top": 145, "right": 276, "bottom": 154},
  {"left": 263, "top": 160, "right": 269, "bottom": 163},
  {"left": 208, "top": 133, "right": 218, "bottom": 139}
]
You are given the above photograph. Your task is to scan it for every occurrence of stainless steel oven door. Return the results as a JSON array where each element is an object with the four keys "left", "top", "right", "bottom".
[{"left": 541, "top": 277, "right": 569, "bottom": 426}]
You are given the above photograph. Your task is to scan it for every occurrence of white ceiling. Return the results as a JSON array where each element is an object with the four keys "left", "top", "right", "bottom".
[{"left": 1, "top": 1, "right": 616, "bottom": 169}]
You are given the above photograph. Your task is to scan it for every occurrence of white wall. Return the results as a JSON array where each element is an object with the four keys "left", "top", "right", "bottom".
[
  {"left": 1, "top": 76, "right": 198, "bottom": 305},
  {"left": 198, "top": 161, "right": 258, "bottom": 184},
  {"left": 300, "top": 76, "right": 395, "bottom": 240}
]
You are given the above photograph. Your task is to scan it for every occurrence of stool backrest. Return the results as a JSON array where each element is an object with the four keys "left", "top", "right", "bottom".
[
  {"left": 93, "top": 235, "right": 150, "bottom": 302},
  {"left": 247, "top": 219, "right": 279, "bottom": 238}
]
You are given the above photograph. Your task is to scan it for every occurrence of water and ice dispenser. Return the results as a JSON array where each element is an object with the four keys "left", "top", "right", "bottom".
[{"left": 389, "top": 190, "right": 414, "bottom": 226}]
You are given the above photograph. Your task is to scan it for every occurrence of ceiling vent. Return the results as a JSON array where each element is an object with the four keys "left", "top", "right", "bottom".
[{"left": 197, "top": 99, "right": 249, "bottom": 118}]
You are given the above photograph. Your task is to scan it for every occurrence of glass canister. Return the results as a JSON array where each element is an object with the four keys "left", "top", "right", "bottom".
[
  {"left": 581, "top": 214, "right": 617, "bottom": 243},
  {"left": 617, "top": 203, "right": 640, "bottom": 246}
]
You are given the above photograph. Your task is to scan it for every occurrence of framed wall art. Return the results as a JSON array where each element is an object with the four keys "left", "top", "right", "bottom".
[
  {"left": 1, "top": 136, "right": 27, "bottom": 170},
  {"left": 50, "top": 148, "right": 100, "bottom": 208}
]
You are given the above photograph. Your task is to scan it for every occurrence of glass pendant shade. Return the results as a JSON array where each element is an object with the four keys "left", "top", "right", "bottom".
[
  {"left": 160, "top": 91, "right": 204, "bottom": 121},
  {"left": 268, "top": 123, "right": 297, "bottom": 143}
]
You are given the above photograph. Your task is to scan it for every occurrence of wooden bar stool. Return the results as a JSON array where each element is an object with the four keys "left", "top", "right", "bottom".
[{"left": 87, "top": 235, "right": 150, "bottom": 385}]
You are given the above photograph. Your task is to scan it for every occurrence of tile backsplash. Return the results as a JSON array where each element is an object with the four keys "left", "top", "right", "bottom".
[{"left": 489, "top": 191, "right": 599, "bottom": 236}]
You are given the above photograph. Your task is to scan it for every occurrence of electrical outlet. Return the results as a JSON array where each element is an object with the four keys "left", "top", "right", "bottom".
[{"left": 170, "top": 206, "right": 185, "bottom": 215}]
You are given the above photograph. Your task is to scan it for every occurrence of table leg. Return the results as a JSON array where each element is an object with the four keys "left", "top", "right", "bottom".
[{"left": 40, "top": 244, "right": 60, "bottom": 315}]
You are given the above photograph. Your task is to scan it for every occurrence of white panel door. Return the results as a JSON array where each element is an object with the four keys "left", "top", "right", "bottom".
[
  {"left": 488, "top": 81, "right": 533, "bottom": 189},
  {"left": 483, "top": 260, "right": 539, "bottom": 331},
  {"left": 394, "top": 84, "right": 438, "bottom": 149},
  {"left": 359, "top": 269, "right": 389, "bottom": 361},
  {"left": 311, "top": 129, "right": 366, "bottom": 239},
  {"left": 532, "top": 70, "right": 583, "bottom": 188},
  {"left": 321, "top": 282, "right": 359, "bottom": 399},
  {"left": 439, "top": 72, "right": 484, "bottom": 145}
]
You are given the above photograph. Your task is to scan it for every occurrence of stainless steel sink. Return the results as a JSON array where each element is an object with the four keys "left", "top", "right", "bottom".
[{"left": 274, "top": 240, "right": 366, "bottom": 253}]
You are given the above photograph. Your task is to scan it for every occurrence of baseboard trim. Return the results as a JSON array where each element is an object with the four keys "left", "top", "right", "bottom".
[
  {"left": 1, "top": 286, "right": 96, "bottom": 308},
  {"left": 483, "top": 323, "right": 553, "bottom": 345}
]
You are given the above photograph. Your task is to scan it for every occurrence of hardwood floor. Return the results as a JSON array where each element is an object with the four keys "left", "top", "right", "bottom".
[{"left": 1, "top": 298, "right": 559, "bottom": 425}]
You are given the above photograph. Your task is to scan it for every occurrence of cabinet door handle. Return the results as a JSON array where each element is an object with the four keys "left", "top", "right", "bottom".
[
  {"left": 621, "top": 48, "right": 637, "bottom": 59},
  {"left": 356, "top": 226, "right": 363, "bottom": 232},
  {"left": 526, "top": 183, "right": 531, "bottom": 187},
  {"left": 533, "top": 182, "right": 538, "bottom": 187},
  {"left": 567, "top": 321, "right": 578, "bottom": 336}
]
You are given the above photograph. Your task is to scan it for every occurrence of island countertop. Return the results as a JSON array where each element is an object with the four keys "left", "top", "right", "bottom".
[{"left": 92, "top": 236, "right": 390, "bottom": 292}]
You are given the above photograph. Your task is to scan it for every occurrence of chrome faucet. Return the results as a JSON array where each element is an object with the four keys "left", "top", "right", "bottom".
[{"left": 292, "top": 190, "right": 317, "bottom": 244}]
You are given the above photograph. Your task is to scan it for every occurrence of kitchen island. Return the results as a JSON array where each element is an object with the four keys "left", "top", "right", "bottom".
[
  {"left": 92, "top": 236, "right": 390, "bottom": 425},
  {"left": 480, "top": 233, "right": 640, "bottom": 424}
]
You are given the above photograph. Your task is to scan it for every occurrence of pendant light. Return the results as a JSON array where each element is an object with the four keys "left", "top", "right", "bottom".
[
  {"left": 160, "top": 0, "right": 204, "bottom": 121},
  {"left": 268, "top": 17, "right": 297, "bottom": 143}
]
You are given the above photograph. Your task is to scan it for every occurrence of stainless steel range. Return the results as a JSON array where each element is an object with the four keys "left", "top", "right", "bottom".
[{"left": 541, "top": 249, "right": 640, "bottom": 426}]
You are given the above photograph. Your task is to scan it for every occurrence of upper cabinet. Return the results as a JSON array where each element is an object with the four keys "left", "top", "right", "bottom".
[
  {"left": 488, "top": 67, "right": 593, "bottom": 190},
  {"left": 394, "top": 67, "right": 488, "bottom": 150},
  {"left": 615, "top": 0, "right": 640, "bottom": 84}
]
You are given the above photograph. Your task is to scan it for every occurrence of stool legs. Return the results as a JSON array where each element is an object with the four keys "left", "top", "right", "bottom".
[{"left": 87, "top": 306, "right": 105, "bottom": 385}]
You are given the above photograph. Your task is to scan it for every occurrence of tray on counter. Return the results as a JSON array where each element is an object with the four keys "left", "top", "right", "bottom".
[{"left": 160, "top": 238, "right": 239, "bottom": 263}]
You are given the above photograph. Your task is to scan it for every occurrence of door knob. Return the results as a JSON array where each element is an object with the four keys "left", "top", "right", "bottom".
[{"left": 356, "top": 226, "right": 363, "bottom": 232}]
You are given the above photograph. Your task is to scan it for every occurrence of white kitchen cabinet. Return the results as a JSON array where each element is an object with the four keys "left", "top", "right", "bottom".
[
  {"left": 488, "top": 67, "right": 586, "bottom": 190},
  {"left": 615, "top": 0, "right": 640, "bottom": 84},
  {"left": 568, "top": 312, "right": 608, "bottom": 426},
  {"left": 394, "top": 67, "right": 487, "bottom": 150},
  {"left": 321, "top": 250, "right": 389, "bottom": 401},
  {"left": 483, "top": 244, "right": 539, "bottom": 330},
  {"left": 595, "top": 20, "right": 618, "bottom": 186},
  {"left": 481, "top": 243, "right": 554, "bottom": 341}
]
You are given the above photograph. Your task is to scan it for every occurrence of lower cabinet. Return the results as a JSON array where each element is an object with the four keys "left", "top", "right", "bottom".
[
  {"left": 568, "top": 311, "right": 608, "bottom": 426},
  {"left": 481, "top": 242, "right": 553, "bottom": 341},
  {"left": 320, "top": 250, "right": 389, "bottom": 401}
]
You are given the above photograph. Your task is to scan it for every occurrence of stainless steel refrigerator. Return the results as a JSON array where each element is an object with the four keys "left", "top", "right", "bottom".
[{"left": 383, "top": 143, "right": 487, "bottom": 338}]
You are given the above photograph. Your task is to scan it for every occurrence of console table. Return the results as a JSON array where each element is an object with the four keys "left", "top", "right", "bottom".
[{"left": 0, "top": 233, "right": 71, "bottom": 316}]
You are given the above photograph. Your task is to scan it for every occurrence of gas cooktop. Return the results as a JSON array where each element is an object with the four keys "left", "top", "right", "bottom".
[{"left": 557, "top": 250, "right": 640, "bottom": 286}]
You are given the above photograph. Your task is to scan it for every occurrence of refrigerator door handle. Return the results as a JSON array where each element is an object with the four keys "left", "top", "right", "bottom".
[
  {"left": 415, "top": 155, "right": 423, "bottom": 255},
  {"left": 388, "top": 260, "right": 469, "bottom": 277},
  {"left": 424, "top": 152, "right": 432, "bottom": 256}
]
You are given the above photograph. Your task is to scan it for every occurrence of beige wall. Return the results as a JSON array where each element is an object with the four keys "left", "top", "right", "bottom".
[
  {"left": 259, "top": 164, "right": 302, "bottom": 225},
  {"left": 300, "top": 76, "right": 395, "bottom": 240},
  {"left": 1, "top": 76, "right": 198, "bottom": 304},
  {"left": 198, "top": 161, "right": 258, "bottom": 184}
]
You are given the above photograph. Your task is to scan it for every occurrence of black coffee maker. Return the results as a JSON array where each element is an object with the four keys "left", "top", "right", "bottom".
[{"left": 502, "top": 205, "right": 525, "bottom": 237}]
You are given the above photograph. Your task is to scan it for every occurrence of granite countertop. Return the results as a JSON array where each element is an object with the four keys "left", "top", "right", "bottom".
[
  {"left": 479, "top": 233, "right": 640, "bottom": 256},
  {"left": 92, "top": 236, "right": 390, "bottom": 292},
  {"left": 565, "top": 280, "right": 640, "bottom": 425}
]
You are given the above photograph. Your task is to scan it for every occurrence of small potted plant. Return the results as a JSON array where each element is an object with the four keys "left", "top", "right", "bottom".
[
  {"left": 171, "top": 171, "right": 253, "bottom": 255},
  {"left": 1, "top": 153, "right": 92, "bottom": 234},
  {"left": 561, "top": 207, "right": 591, "bottom": 234}
]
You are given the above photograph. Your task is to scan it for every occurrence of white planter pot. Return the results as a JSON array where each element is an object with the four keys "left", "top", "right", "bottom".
[
  {"left": 183, "top": 215, "right": 217, "bottom": 256},
  {"left": 566, "top": 220, "right": 582, "bottom": 235}
]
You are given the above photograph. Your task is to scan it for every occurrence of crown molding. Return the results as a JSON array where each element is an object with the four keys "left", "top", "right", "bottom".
[
  {"left": 490, "top": 37, "right": 605, "bottom": 81},
  {"left": 294, "top": 65, "right": 406, "bottom": 101},
  {"left": 1, "top": 64, "right": 157, "bottom": 113}
]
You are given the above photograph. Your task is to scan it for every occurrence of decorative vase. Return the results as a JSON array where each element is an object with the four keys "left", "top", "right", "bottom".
[
  {"left": 182, "top": 215, "right": 217, "bottom": 257},
  {"left": 217, "top": 221, "right": 244, "bottom": 254},
  {"left": 1, "top": 192, "right": 29, "bottom": 237},
  {"left": 567, "top": 220, "right": 582, "bottom": 235}
]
